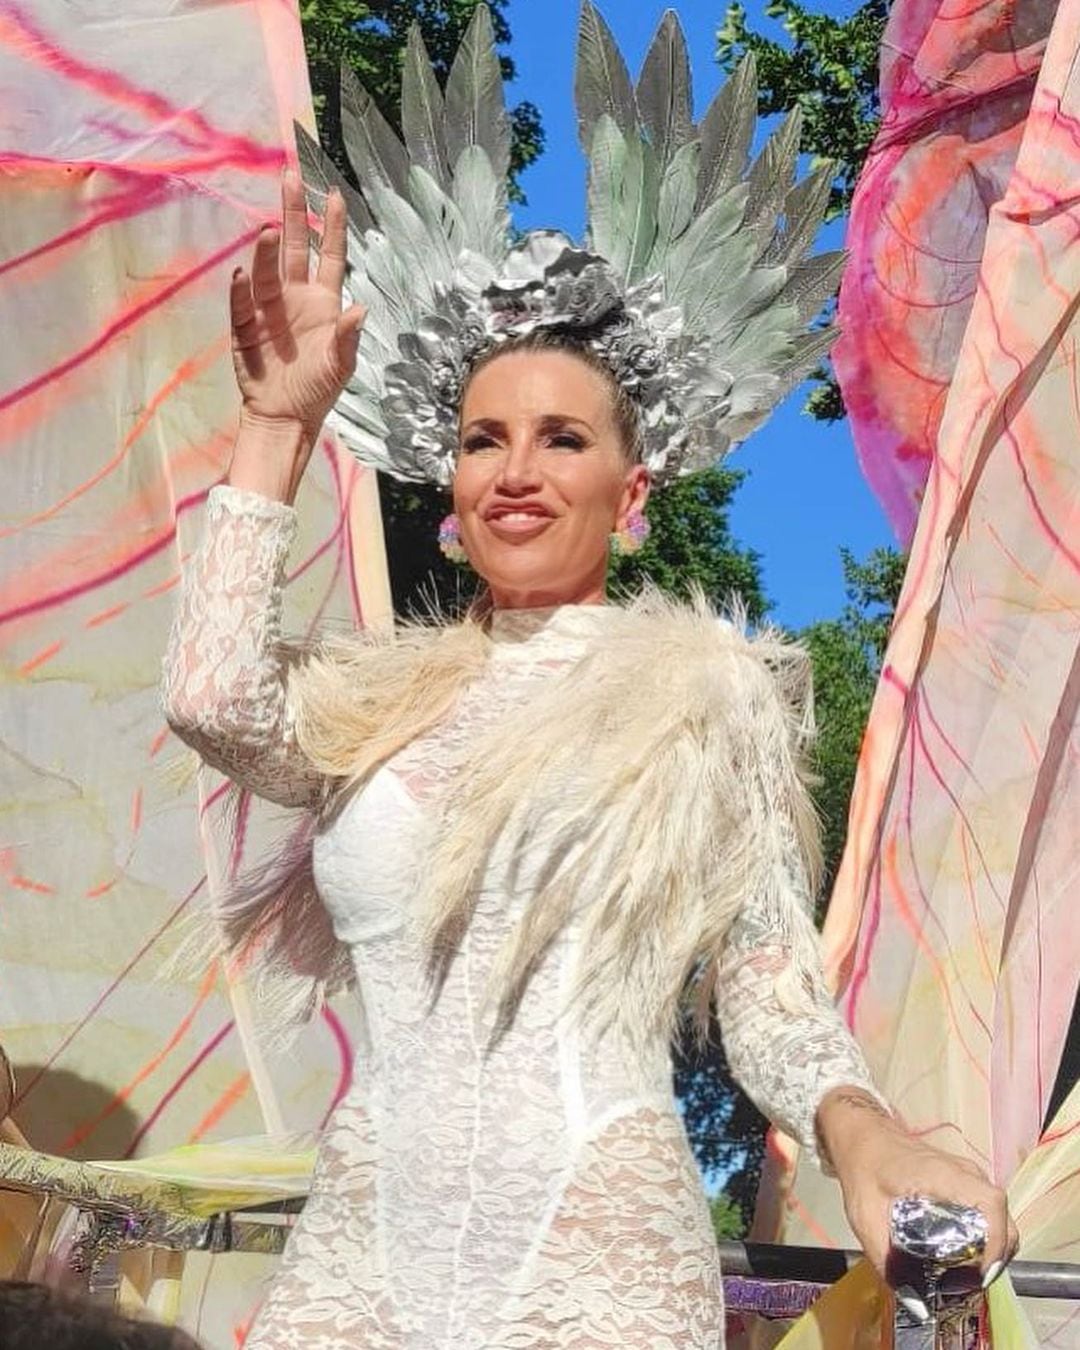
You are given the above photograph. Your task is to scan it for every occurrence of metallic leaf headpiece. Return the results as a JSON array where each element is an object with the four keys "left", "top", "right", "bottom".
[{"left": 300, "top": 3, "right": 841, "bottom": 487}]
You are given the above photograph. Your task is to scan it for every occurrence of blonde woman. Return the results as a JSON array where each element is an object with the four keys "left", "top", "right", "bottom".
[{"left": 162, "top": 9, "right": 1015, "bottom": 1346}]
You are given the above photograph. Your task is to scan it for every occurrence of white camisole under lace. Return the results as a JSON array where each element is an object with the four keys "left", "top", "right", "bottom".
[{"left": 161, "top": 485, "right": 882, "bottom": 1350}]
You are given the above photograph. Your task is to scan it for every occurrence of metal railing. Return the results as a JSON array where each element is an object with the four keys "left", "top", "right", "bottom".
[{"left": 2, "top": 1164, "right": 1078, "bottom": 1348}]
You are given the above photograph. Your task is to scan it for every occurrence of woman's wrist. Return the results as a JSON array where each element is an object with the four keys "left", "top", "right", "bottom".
[
  {"left": 227, "top": 410, "right": 314, "bottom": 505},
  {"left": 814, "top": 1084, "right": 900, "bottom": 1175}
]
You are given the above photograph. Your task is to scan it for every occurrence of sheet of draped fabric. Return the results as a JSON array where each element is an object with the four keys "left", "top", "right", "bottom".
[
  {"left": 755, "top": 1, "right": 1080, "bottom": 1346},
  {"left": 0, "top": 2, "right": 386, "bottom": 1343}
]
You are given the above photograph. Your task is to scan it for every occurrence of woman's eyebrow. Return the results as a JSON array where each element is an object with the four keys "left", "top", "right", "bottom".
[
  {"left": 460, "top": 417, "right": 506, "bottom": 436},
  {"left": 536, "top": 413, "right": 595, "bottom": 435}
]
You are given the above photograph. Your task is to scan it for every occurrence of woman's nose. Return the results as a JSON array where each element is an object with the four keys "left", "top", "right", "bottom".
[{"left": 496, "top": 438, "right": 543, "bottom": 493}]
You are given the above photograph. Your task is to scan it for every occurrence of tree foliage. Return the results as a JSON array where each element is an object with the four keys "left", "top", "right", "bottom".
[
  {"left": 802, "top": 546, "right": 906, "bottom": 895},
  {"left": 610, "top": 468, "right": 767, "bottom": 619}
]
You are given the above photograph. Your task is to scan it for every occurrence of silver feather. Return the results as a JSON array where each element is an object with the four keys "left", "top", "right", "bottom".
[
  {"left": 766, "top": 162, "right": 834, "bottom": 265},
  {"left": 339, "top": 63, "right": 410, "bottom": 197},
  {"left": 674, "top": 227, "right": 757, "bottom": 331},
  {"left": 776, "top": 250, "right": 845, "bottom": 322},
  {"left": 444, "top": 4, "right": 512, "bottom": 185},
  {"left": 591, "top": 121, "right": 660, "bottom": 283},
  {"left": 294, "top": 120, "right": 374, "bottom": 235},
  {"left": 401, "top": 24, "right": 449, "bottom": 189},
  {"left": 575, "top": 0, "right": 638, "bottom": 150},
  {"left": 636, "top": 10, "right": 693, "bottom": 172},
  {"left": 651, "top": 138, "right": 700, "bottom": 264},
  {"left": 408, "top": 164, "right": 468, "bottom": 257},
  {"left": 745, "top": 106, "right": 803, "bottom": 237},
  {"left": 696, "top": 54, "right": 757, "bottom": 210},
  {"left": 365, "top": 182, "right": 455, "bottom": 304},
  {"left": 661, "top": 182, "right": 749, "bottom": 307},
  {"left": 452, "top": 145, "right": 511, "bottom": 260}
]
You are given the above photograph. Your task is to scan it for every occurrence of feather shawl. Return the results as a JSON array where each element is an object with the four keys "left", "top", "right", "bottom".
[{"left": 218, "top": 589, "right": 824, "bottom": 1049}]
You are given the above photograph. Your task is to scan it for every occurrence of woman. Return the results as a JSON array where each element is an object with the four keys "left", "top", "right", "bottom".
[{"left": 162, "top": 10, "right": 1015, "bottom": 1346}]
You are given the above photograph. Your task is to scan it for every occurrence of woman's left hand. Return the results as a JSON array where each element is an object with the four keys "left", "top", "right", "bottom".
[{"left": 816, "top": 1087, "right": 1020, "bottom": 1295}]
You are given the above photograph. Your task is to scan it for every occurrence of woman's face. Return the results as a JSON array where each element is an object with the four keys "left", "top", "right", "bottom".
[{"left": 453, "top": 349, "right": 650, "bottom": 610}]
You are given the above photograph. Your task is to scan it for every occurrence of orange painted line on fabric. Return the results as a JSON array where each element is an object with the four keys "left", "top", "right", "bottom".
[
  {"left": 85, "top": 878, "right": 118, "bottom": 900},
  {"left": 0, "top": 230, "right": 259, "bottom": 419},
  {"left": 58, "top": 962, "right": 219, "bottom": 1152},
  {"left": 958, "top": 830, "right": 995, "bottom": 986},
  {"left": 785, "top": 1188, "right": 837, "bottom": 1247},
  {"left": 148, "top": 725, "right": 171, "bottom": 759},
  {"left": 10, "top": 875, "right": 54, "bottom": 896},
  {"left": 17, "top": 639, "right": 63, "bottom": 675},
  {"left": 130, "top": 787, "right": 143, "bottom": 836},
  {"left": 85, "top": 601, "right": 130, "bottom": 629},
  {"left": 187, "top": 1073, "right": 251, "bottom": 1144},
  {"left": 882, "top": 834, "right": 990, "bottom": 1083},
  {"left": 142, "top": 572, "right": 182, "bottom": 601},
  {"left": 0, "top": 337, "right": 230, "bottom": 542}
]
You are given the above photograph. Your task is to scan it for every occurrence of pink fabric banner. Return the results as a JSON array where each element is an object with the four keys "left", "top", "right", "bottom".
[{"left": 833, "top": 0, "right": 1054, "bottom": 543}]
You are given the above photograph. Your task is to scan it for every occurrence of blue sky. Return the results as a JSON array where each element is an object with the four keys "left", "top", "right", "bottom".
[{"left": 503, "top": 0, "right": 896, "bottom": 630}]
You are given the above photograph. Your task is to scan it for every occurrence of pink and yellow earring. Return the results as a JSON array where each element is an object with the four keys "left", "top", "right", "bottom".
[
  {"left": 609, "top": 508, "right": 650, "bottom": 558},
  {"left": 438, "top": 513, "right": 469, "bottom": 565}
]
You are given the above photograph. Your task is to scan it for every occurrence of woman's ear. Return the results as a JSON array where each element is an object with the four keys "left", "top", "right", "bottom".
[{"left": 616, "top": 464, "right": 651, "bottom": 530}]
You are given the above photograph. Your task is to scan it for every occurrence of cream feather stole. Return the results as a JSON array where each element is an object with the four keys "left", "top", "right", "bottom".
[{"left": 220, "top": 589, "right": 826, "bottom": 1049}]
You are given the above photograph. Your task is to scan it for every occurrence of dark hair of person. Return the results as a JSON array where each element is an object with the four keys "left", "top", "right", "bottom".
[{"left": 0, "top": 1281, "right": 203, "bottom": 1350}]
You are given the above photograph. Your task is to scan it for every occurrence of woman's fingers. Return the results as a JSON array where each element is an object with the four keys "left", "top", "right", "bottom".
[
  {"left": 229, "top": 266, "right": 256, "bottom": 339},
  {"left": 251, "top": 226, "right": 284, "bottom": 309},
  {"left": 316, "top": 187, "right": 349, "bottom": 296},
  {"left": 281, "top": 168, "right": 310, "bottom": 285},
  {"left": 329, "top": 305, "right": 366, "bottom": 380}
]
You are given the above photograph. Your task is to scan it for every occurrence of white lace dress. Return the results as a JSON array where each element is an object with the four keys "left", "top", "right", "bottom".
[{"left": 162, "top": 485, "right": 882, "bottom": 1350}]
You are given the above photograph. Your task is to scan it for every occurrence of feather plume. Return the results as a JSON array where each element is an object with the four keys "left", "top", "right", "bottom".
[
  {"left": 220, "top": 595, "right": 826, "bottom": 1055},
  {"left": 696, "top": 54, "right": 757, "bottom": 209},
  {"left": 575, "top": 0, "right": 638, "bottom": 150},
  {"left": 745, "top": 106, "right": 803, "bottom": 237},
  {"left": 777, "top": 250, "right": 845, "bottom": 323},
  {"left": 661, "top": 182, "right": 749, "bottom": 307},
  {"left": 401, "top": 24, "right": 449, "bottom": 189},
  {"left": 767, "top": 162, "right": 834, "bottom": 265},
  {"left": 364, "top": 183, "right": 454, "bottom": 307},
  {"left": 650, "top": 138, "right": 700, "bottom": 264},
  {"left": 294, "top": 121, "right": 373, "bottom": 235},
  {"left": 587, "top": 120, "right": 660, "bottom": 283},
  {"left": 339, "top": 63, "right": 410, "bottom": 197},
  {"left": 452, "top": 145, "right": 511, "bottom": 260},
  {"left": 636, "top": 10, "right": 694, "bottom": 171},
  {"left": 444, "top": 4, "right": 511, "bottom": 185},
  {"left": 408, "top": 165, "right": 468, "bottom": 257}
]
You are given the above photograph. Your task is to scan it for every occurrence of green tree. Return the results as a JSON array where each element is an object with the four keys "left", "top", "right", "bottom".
[
  {"left": 717, "top": 0, "right": 887, "bottom": 420},
  {"left": 709, "top": 1191, "right": 746, "bottom": 1241},
  {"left": 801, "top": 546, "right": 906, "bottom": 892},
  {"left": 610, "top": 467, "right": 767, "bottom": 618}
]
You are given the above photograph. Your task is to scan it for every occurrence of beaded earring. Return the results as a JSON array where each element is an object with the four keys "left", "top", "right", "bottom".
[
  {"left": 609, "top": 508, "right": 650, "bottom": 558},
  {"left": 438, "top": 513, "right": 468, "bottom": 565}
]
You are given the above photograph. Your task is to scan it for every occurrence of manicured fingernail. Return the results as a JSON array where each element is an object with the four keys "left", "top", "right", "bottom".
[
  {"left": 896, "top": 1291, "right": 930, "bottom": 1324},
  {"left": 982, "top": 1261, "right": 1004, "bottom": 1289}
]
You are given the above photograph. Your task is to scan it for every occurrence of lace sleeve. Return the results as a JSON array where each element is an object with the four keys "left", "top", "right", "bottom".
[
  {"left": 161, "top": 484, "right": 325, "bottom": 809},
  {"left": 715, "top": 842, "right": 890, "bottom": 1173}
]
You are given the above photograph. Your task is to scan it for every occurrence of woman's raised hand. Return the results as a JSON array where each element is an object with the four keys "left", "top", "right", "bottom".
[{"left": 226, "top": 168, "right": 365, "bottom": 504}]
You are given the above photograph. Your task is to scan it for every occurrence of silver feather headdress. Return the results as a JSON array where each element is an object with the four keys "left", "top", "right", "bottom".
[{"left": 300, "top": 3, "right": 841, "bottom": 487}]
